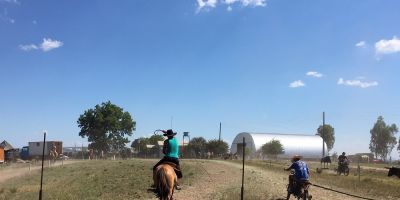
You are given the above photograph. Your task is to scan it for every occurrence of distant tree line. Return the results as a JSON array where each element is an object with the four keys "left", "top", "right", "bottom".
[
  {"left": 317, "top": 115, "right": 400, "bottom": 162},
  {"left": 131, "top": 136, "right": 229, "bottom": 159}
]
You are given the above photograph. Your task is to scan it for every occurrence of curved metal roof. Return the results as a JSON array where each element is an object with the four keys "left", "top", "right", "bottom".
[{"left": 231, "top": 132, "right": 327, "bottom": 159}]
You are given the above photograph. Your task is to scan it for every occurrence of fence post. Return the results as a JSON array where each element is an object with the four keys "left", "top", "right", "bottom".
[
  {"left": 39, "top": 132, "right": 46, "bottom": 200},
  {"left": 358, "top": 160, "right": 361, "bottom": 182},
  {"left": 241, "top": 137, "right": 245, "bottom": 200}
]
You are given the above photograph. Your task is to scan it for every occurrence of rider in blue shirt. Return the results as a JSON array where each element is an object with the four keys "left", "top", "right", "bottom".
[
  {"left": 285, "top": 155, "right": 310, "bottom": 194},
  {"left": 285, "top": 155, "right": 309, "bottom": 181}
]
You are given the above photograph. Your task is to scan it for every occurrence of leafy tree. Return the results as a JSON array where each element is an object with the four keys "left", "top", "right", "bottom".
[
  {"left": 188, "top": 137, "right": 208, "bottom": 158},
  {"left": 398, "top": 138, "right": 400, "bottom": 154},
  {"left": 131, "top": 137, "right": 149, "bottom": 153},
  {"left": 317, "top": 124, "right": 335, "bottom": 153},
  {"left": 77, "top": 101, "right": 135, "bottom": 153},
  {"left": 148, "top": 135, "right": 165, "bottom": 145},
  {"left": 331, "top": 151, "right": 338, "bottom": 162},
  {"left": 369, "top": 116, "right": 398, "bottom": 160},
  {"left": 261, "top": 139, "right": 284, "bottom": 159},
  {"left": 207, "top": 139, "right": 229, "bottom": 155}
]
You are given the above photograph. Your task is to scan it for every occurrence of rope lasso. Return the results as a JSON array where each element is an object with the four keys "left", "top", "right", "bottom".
[{"left": 311, "top": 183, "right": 377, "bottom": 200}]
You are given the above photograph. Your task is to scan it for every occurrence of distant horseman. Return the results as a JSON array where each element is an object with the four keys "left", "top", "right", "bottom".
[
  {"left": 153, "top": 129, "right": 183, "bottom": 190},
  {"left": 49, "top": 144, "right": 58, "bottom": 163}
]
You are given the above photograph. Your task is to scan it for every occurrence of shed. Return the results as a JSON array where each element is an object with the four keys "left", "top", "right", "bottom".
[
  {"left": 231, "top": 132, "right": 327, "bottom": 159},
  {"left": 0, "top": 146, "right": 4, "bottom": 163},
  {"left": 28, "top": 141, "right": 63, "bottom": 157},
  {"left": 1, "top": 140, "right": 17, "bottom": 161},
  {"left": 0, "top": 140, "right": 14, "bottom": 151}
]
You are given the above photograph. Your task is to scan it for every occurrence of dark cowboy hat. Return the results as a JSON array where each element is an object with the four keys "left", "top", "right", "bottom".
[
  {"left": 291, "top": 155, "right": 303, "bottom": 160},
  {"left": 162, "top": 129, "right": 176, "bottom": 137}
]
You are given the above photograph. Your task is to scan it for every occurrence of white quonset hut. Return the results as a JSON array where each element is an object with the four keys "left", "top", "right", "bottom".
[{"left": 231, "top": 132, "right": 327, "bottom": 159}]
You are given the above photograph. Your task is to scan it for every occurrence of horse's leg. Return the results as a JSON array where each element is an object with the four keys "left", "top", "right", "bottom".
[{"left": 168, "top": 175, "right": 176, "bottom": 200}]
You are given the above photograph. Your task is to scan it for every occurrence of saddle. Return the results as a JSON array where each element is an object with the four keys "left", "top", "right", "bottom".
[{"left": 162, "top": 162, "right": 183, "bottom": 179}]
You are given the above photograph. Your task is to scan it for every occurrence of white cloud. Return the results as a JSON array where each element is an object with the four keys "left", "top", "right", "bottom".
[
  {"left": 289, "top": 80, "right": 305, "bottom": 88},
  {"left": 196, "top": 0, "right": 217, "bottom": 12},
  {"left": 0, "top": 8, "right": 15, "bottom": 23},
  {"left": 375, "top": 36, "right": 400, "bottom": 55},
  {"left": 355, "top": 41, "right": 366, "bottom": 47},
  {"left": 40, "top": 38, "right": 63, "bottom": 52},
  {"left": 19, "top": 44, "right": 38, "bottom": 51},
  {"left": 337, "top": 77, "right": 378, "bottom": 88},
  {"left": 224, "top": 0, "right": 266, "bottom": 6},
  {"left": 1, "top": 0, "right": 20, "bottom": 4},
  {"left": 19, "top": 38, "right": 63, "bottom": 52},
  {"left": 197, "top": 0, "right": 266, "bottom": 12},
  {"left": 241, "top": 0, "right": 266, "bottom": 6},
  {"left": 306, "top": 71, "right": 323, "bottom": 78}
]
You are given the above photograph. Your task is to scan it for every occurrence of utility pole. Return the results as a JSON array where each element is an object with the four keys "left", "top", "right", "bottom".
[
  {"left": 218, "top": 122, "right": 222, "bottom": 142},
  {"left": 322, "top": 112, "right": 325, "bottom": 157}
]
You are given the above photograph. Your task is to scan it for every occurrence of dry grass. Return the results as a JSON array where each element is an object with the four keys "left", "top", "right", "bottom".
[
  {"left": 227, "top": 159, "right": 400, "bottom": 199},
  {"left": 0, "top": 159, "right": 202, "bottom": 200}
]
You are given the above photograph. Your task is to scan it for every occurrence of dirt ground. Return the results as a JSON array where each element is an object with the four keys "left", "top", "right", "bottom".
[{"left": 169, "top": 160, "right": 377, "bottom": 200}]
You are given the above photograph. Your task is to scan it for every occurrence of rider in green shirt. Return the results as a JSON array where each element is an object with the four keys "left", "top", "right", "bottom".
[{"left": 153, "top": 129, "right": 183, "bottom": 189}]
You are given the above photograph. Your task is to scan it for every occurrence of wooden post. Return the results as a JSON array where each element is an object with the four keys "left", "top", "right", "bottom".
[
  {"left": 322, "top": 112, "right": 325, "bottom": 157},
  {"left": 358, "top": 160, "right": 361, "bottom": 182},
  {"left": 39, "top": 132, "right": 46, "bottom": 200},
  {"left": 241, "top": 137, "right": 245, "bottom": 200}
]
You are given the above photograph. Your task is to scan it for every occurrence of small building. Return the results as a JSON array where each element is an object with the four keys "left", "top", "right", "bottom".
[
  {"left": 231, "top": 132, "right": 327, "bottom": 159},
  {"left": 28, "top": 141, "right": 63, "bottom": 158},
  {"left": 0, "top": 146, "right": 4, "bottom": 163},
  {"left": 0, "top": 140, "right": 17, "bottom": 161}
]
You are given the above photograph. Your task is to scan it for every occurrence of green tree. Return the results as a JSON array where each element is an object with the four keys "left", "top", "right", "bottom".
[
  {"left": 317, "top": 124, "right": 335, "bottom": 153},
  {"left": 369, "top": 116, "right": 398, "bottom": 160},
  {"left": 188, "top": 137, "right": 208, "bottom": 158},
  {"left": 261, "top": 139, "right": 284, "bottom": 159},
  {"left": 77, "top": 101, "right": 135, "bottom": 153},
  {"left": 398, "top": 138, "right": 400, "bottom": 154},
  {"left": 331, "top": 151, "right": 338, "bottom": 162},
  {"left": 207, "top": 139, "right": 229, "bottom": 155},
  {"left": 131, "top": 137, "right": 149, "bottom": 154},
  {"left": 148, "top": 135, "right": 165, "bottom": 145}
]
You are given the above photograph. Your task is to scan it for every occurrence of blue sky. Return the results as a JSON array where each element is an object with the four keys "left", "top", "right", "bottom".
[{"left": 1, "top": 0, "right": 400, "bottom": 158}]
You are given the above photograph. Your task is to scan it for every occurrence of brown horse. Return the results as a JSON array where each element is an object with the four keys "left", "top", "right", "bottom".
[{"left": 154, "top": 163, "right": 177, "bottom": 200}]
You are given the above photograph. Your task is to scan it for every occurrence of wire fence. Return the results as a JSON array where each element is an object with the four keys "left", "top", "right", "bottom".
[{"left": 311, "top": 183, "right": 378, "bottom": 200}]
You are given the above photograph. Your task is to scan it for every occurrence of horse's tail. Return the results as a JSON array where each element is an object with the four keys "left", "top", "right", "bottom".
[{"left": 157, "top": 165, "right": 173, "bottom": 200}]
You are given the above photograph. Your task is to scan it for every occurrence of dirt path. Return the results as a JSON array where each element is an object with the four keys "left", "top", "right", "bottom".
[
  {"left": 170, "top": 160, "right": 377, "bottom": 200},
  {"left": 0, "top": 160, "right": 78, "bottom": 184},
  {"left": 174, "top": 160, "right": 242, "bottom": 199}
]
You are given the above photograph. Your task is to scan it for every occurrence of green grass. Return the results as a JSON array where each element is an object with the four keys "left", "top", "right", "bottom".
[{"left": 0, "top": 159, "right": 203, "bottom": 200}]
